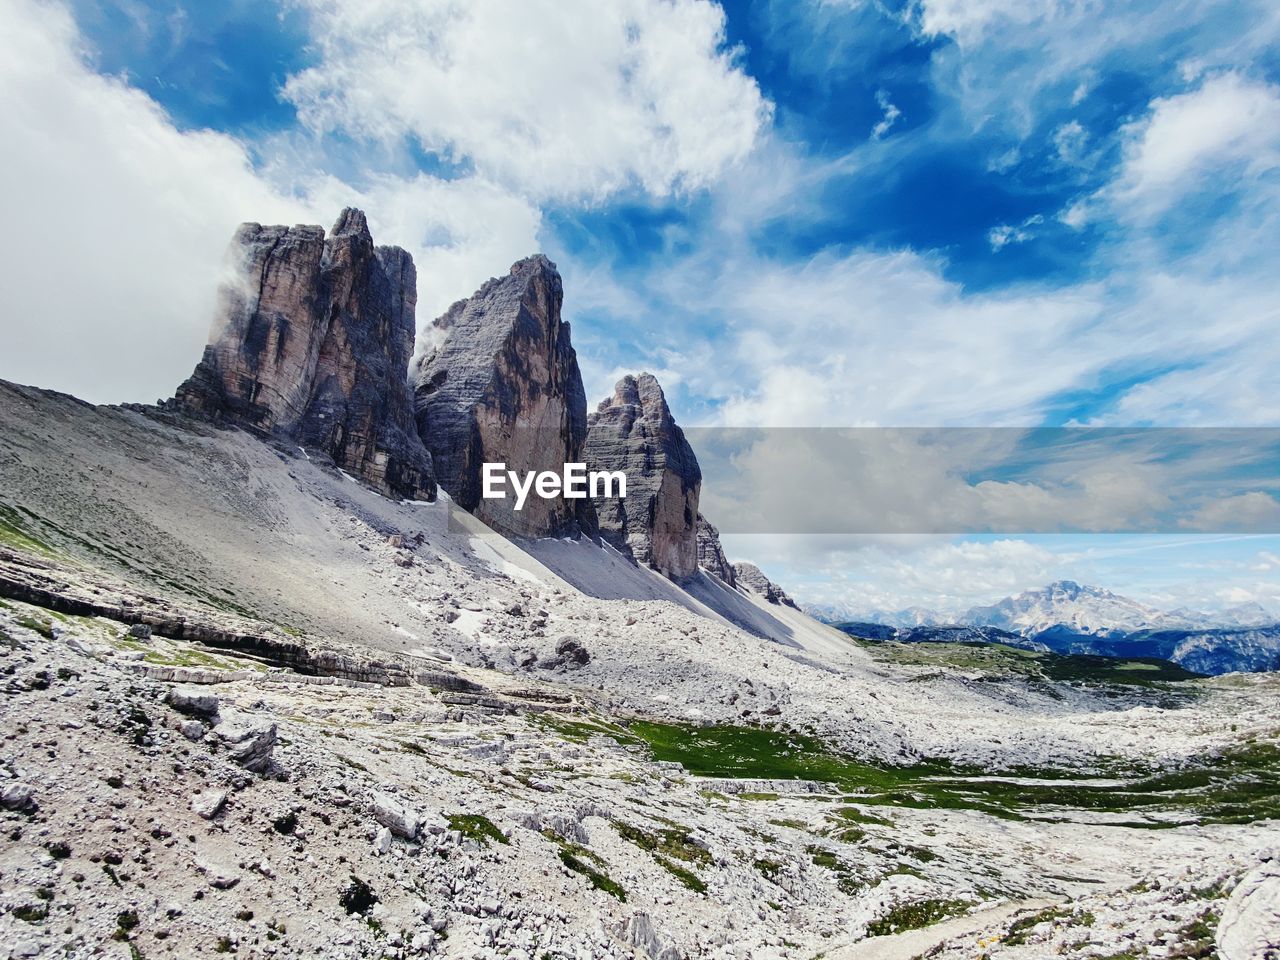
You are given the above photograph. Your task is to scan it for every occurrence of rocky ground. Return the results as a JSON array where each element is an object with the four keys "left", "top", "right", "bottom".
[{"left": 1, "top": 382, "right": 1278, "bottom": 958}]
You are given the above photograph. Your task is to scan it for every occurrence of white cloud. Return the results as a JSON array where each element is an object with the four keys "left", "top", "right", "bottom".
[
  {"left": 0, "top": 0, "right": 309, "bottom": 404},
  {"left": 987, "top": 213, "right": 1043, "bottom": 250},
  {"left": 0, "top": 0, "right": 544, "bottom": 403},
  {"left": 912, "top": 0, "right": 1057, "bottom": 42},
  {"left": 284, "top": 0, "right": 771, "bottom": 203},
  {"left": 1052, "top": 120, "right": 1089, "bottom": 165},
  {"left": 911, "top": 0, "right": 1280, "bottom": 143},
  {"left": 1110, "top": 72, "right": 1280, "bottom": 218},
  {"left": 871, "top": 89, "right": 901, "bottom": 140},
  {"left": 1185, "top": 492, "right": 1280, "bottom": 532}
]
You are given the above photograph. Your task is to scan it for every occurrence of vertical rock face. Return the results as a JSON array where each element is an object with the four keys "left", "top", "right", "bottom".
[
  {"left": 412, "top": 255, "right": 595, "bottom": 538},
  {"left": 732, "top": 562, "right": 799, "bottom": 609},
  {"left": 176, "top": 209, "right": 435, "bottom": 501},
  {"left": 176, "top": 223, "right": 327, "bottom": 430},
  {"left": 695, "top": 514, "right": 736, "bottom": 587},
  {"left": 584, "top": 374, "right": 701, "bottom": 581}
]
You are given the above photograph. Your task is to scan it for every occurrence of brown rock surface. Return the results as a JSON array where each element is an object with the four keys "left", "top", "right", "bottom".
[{"left": 176, "top": 209, "right": 434, "bottom": 501}]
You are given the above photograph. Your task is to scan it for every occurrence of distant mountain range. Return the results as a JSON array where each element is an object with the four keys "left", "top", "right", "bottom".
[{"left": 813, "top": 581, "right": 1280, "bottom": 675}]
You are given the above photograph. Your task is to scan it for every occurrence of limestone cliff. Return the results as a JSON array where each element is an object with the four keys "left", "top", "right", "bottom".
[
  {"left": 696, "top": 514, "right": 736, "bottom": 587},
  {"left": 584, "top": 374, "right": 701, "bottom": 581},
  {"left": 412, "top": 256, "right": 595, "bottom": 538},
  {"left": 175, "top": 209, "right": 434, "bottom": 501}
]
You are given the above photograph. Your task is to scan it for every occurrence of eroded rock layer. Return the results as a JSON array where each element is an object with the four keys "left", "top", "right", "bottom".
[
  {"left": 176, "top": 209, "right": 434, "bottom": 501},
  {"left": 584, "top": 374, "right": 701, "bottom": 581},
  {"left": 412, "top": 255, "right": 595, "bottom": 538},
  {"left": 733, "top": 561, "right": 799, "bottom": 608},
  {"left": 696, "top": 514, "right": 736, "bottom": 587}
]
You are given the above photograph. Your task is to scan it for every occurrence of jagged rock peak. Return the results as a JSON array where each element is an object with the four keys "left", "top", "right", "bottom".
[
  {"left": 174, "top": 208, "right": 435, "bottom": 502},
  {"left": 413, "top": 254, "right": 596, "bottom": 539},
  {"left": 695, "top": 514, "right": 736, "bottom": 587},
  {"left": 331, "top": 206, "right": 371, "bottom": 239},
  {"left": 733, "top": 562, "right": 798, "bottom": 609},
  {"left": 584, "top": 373, "right": 701, "bottom": 581}
]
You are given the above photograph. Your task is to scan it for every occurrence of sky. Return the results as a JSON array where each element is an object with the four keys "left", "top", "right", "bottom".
[{"left": 1, "top": 0, "right": 1278, "bottom": 617}]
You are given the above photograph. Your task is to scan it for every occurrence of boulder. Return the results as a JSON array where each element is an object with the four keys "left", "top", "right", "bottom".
[
  {"left": 175, "top": 208, "right": 434, "bottom": 501},
  {"left": 191, "top": 788, "right": 227, "bottom": 820},
  {"left": 371, "top": 791, "right": 420, "bottom": 839},
  {"left": 553, "top": 637, "right": 591, "bottom": 668},
  {"left": 584, "top": 373, "right": 700, "bottom": 580},
  {"left": 0, "top": 782, "right": 35, "bottom": 812},
  {"left": 166, "top": 685, "right": 220, "bottom": 717},
  {"left": 212, "top": 712, "right": 276, "bottom": 773},
  {"left": 412, "top": 255, "right": 595, "bottom": 538},
  {"left": 625, "top": 913, "right": 683, "bottom": 960}
]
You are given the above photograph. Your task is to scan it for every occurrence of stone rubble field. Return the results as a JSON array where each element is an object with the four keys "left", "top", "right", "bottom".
[{"left": 1, "top": 383, "right": 1278, "bottom": 958}]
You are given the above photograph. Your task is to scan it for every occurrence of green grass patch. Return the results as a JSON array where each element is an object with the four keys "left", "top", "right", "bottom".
[
  {"left": 541, "top": 829, "right": 626, "bottom": 901},
  {"left": 1004, "top": 905, "right": 1071, "bottom": 945},
  {"left": 851, "top": 636, "right": 1203, "bottom": 687},
  {"left": 806, "top": 844, "right": 868, "bottom": 896},
  {"left": 448, "top": 814, "right": 508, "bottom": 846},
  {"left": 654, "top": 855, "right": 707, "bottom": 893},
  {"left": 558, "top": 849, "right": 626, "bottom": 901},
  {"left": 531, "top": 712, "right": 642, "bottom": 746},
  {"left": 17, "top": 615, "right": 55, "bottom": 639},
  {"left": 866, "top": 898, "right": 972, "bottom": 937},
  {"left": 0, "top": 503, "right": 58, "bottom": 556},
  {"left": 625, "top": 718, "right": 1280, "bottom": 826},
  {"left": 753, "top": 859, "right": 784, "bottom": 882},
  {"left": 613, "top": 820, "right": 710, "bottom": 864}
]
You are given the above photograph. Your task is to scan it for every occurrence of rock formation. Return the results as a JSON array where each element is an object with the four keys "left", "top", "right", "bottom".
[
  {"left": 175, "top": 209, "right": 434, "bottom": 501},
  {"left": 584, "top": 374, "right": 701, "bottom": 581},
  {"left": 733, "top": 562, "right": 799, "bottom": 609},
  {"left": 695, "top": 514, "right": 736, "bottom": 587},
  {"left": 412, "top": 255, "right": 595, "bottom": 538}
]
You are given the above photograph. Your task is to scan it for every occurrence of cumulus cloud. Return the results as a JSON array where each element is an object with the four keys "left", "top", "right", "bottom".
[
  {"left": 0, "top": 0, "right": 310, "bottom": 404},
  {"left": 1109, "top": 72, "right": 1280, "bottom": 219},
  {"left": 0, "top": 0, "right": 546, "bottom": 403},
  {"left": 284, "top": 0, "right": 771, "bottom": 203}
]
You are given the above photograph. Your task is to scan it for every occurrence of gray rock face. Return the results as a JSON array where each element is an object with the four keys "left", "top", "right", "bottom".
[
  {"left": 176, "top": 209, "right": 434, "bottom": 502},
  {"left": 732, "top": 562, "right": 799, "bottom": 609},
  {"left": 695, "top": 514, "right": 736, "bottom": 587},
  {"left": 583, "top": 374, "right": 701, "bottom": 581},
  {"left": 412, "top": 255, "right": 595, "bottom": 538}
]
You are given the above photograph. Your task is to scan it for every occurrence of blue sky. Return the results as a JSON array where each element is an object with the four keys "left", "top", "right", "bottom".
[{"left": 2, "top": 0, "right": 1278, "bottom": 614}]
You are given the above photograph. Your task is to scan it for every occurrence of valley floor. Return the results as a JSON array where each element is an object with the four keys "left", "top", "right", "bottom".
[{"left": 0, "top": 381, "right": 1277, "bottom": 959}]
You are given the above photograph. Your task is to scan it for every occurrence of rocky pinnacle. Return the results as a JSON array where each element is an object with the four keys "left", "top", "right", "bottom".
[
  {"left": 696, "top": 514, "right": 736, "bottom": 587},
  {"left": 412, "top": 255, "right": 597, "bottom": 539},
  {"left": 584, "top": 373, "right": 701, "bottom": 581}
]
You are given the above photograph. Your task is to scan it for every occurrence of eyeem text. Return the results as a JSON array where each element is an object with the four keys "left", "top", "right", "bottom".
[{"left": 481, "top": 463, "right": 626, "bottom": 511}]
